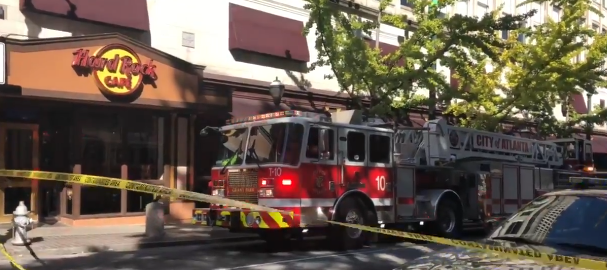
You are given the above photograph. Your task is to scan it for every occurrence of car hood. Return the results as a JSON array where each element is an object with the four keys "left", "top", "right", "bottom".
[{"left": 395, "top": 239, "right": 602, "bottom": 270}]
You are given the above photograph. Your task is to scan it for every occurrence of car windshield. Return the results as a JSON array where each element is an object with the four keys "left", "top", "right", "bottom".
[
  {"left": 488, "top": 194, "right": 607, "bottom": 253},
  {"left": 213, "top": 128, "right": 247, "bottom": 167},
  {"left": 246, "top": 123, "right": 304, "bottom": 166}
]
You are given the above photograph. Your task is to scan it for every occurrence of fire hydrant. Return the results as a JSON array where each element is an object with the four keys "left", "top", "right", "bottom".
[{"left": 12, "top": 201, "right": 33, "bottom": 246}]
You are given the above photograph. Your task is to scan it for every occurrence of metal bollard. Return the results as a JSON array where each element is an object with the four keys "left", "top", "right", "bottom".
[
  {"left": 145, "top": 198, "right": 165, "bottom": 239},
  {"left": 12, "top": 201, "right": 33, "bottom": 246}
]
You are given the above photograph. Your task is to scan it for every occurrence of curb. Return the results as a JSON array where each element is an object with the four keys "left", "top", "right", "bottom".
[{"left": 2, "top": 235, "right": 260, "bottom": 258}]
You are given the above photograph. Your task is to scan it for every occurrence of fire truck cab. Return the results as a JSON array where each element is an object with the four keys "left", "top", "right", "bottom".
[{"left": 193, "top": 110, "right": 591, "bottom": 249}]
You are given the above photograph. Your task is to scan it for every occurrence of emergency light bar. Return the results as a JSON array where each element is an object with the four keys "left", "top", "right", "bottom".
[
  {"left": 227, "top": 110, "right": 303, "bottom": 124},
  {"left": 569, "top": 177, "right": 607, "bottom": 188}
]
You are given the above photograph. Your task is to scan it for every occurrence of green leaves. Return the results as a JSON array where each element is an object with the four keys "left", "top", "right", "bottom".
[
  {"left": 304, "top": 0, "right": 532, "bottom": 119},
  {"left": 304, "top": 0, "right": 607, "bottom": 135},
  {"left": 487, "top": 0, "right": 607, "bottom": 137}
]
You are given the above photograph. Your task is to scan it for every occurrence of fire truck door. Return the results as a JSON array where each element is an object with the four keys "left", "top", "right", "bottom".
[
  {"left": 337, "top": 128, "right": 368, "bottom": 194},
  {"left": 303, "top": 125, "right": 338, "bottom": 199},
  {"left": 367, "top": 132, "right": 393, "bottom": 209}
]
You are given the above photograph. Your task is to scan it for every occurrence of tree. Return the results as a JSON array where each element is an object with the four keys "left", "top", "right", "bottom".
[
  {"left": 303, "top": 0, "right": 532, "bottom": 124},
  {"left": 446, "top": 0, "right": 607, "bottom": 136}
]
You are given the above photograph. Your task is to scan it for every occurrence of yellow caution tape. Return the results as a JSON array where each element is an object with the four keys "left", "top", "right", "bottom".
[
  {"left": 1, "top": 243, "right": 25, "bottom": 270},
  {"left": 0, "top": 170, "right": 286, "bottom": 214},
  {"left": 0, "top": 169, "right": 605, "bottom": 270}
]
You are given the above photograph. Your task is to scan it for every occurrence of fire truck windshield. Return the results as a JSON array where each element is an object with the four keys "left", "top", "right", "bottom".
[
  {"left": 246, "top": 123, "right": 304, "bottom": 166},
  {"left": 214, "top": 128, "right": 247, "bottom": 167}
]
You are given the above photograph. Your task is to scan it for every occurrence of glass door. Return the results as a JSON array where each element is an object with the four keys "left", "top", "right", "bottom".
[{"left": 0, "top": 124, "right": 39, "bottom": 223}]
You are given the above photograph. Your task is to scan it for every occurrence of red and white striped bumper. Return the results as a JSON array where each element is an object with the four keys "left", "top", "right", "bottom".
[{"left": 192, "top": 208, "right": 296, "bottom": 229}]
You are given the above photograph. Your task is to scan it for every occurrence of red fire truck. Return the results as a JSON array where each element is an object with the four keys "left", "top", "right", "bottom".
[{"left": 193, "top": 110, "right": 594, "bottom": 249}]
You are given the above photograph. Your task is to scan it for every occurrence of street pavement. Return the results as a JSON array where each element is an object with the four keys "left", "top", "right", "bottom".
[
  {"left": 0, "top": 234, "right": 484, "bottom": 270},
  {"left": 2, "top": 224, "right": 257, "bottom": 257}
]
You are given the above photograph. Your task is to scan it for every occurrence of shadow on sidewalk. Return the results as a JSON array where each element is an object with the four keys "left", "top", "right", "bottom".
[
  {"left": 6, "top": 236, "right": 444, "bottom": 270},
  {"left": 2, "top": 217, "right": 260, "bottom": 269},
  {"left": 1, "top": 226, "right": 47, "bottom": 269},
  {"left": 0, "top": 217, "right": 473, "bottom": 269}
]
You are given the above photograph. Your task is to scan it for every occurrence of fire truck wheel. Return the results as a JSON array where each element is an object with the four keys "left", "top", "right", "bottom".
[
  {"left": 329, "top": 197, "right": 371, "bottom": 250},
  {"left": 431, "top": 199, "right": 462, "bottom": 239}
]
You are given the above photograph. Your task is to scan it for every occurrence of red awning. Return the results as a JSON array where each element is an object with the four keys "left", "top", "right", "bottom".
[
  {"left": 592, "top": 136, "right": 607, "bottom": 154},
  {"left": 570, "top": 92, "right": 588, "bottom": 114},
  {"left": 229, "top": 4, "right": 310, "bottom": 62},
  {"left": 365, "top": 39, "right": 399, "bottom": 56},
  {"left": 365, "top": 39, "right": 404, "bottom": 66},
  {"left": 20, "top": 0, "right": 150, "bottom": 31},
  {"left": 409, "top": 114, "right": 426, "bottom": 127},
  {"left": 394, "top": 113, "right": 426, "bottom": 127}
]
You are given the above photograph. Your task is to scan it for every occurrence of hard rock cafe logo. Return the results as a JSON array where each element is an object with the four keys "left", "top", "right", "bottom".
[
  {"left": 313, "top": 169, "right": 326, "bottom": 193},
  {"left": 71, "top": 44, "right": 158, "bottom": 96}
]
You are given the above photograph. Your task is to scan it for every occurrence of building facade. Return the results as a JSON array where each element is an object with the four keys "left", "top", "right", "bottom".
[
  {"left": 0, "top": 33, "right": 229, "bottom": 226},
  {"left": 0, "top": 0, "right": 355, "bottom": 225},
  {"left": 0, "top": 0, "right": 231, "bottom": 225},
  {"left": 1, "top": 0, "right": 607, "bottom": 225},
  {"left": 147, "top": 0, "right": 355, "bottom": 112}
]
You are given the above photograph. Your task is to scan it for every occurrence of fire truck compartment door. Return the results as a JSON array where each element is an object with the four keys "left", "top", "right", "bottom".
[
  {"left": 396, "top": 166, "right": 415, "bottom": 217},
  {"left": 463, "top": 173, "right": 480, "bottom": 219},
  {"left": 520, "top": 167, "right": 534, "bottom": 204},
  {"left": 503, "top": 165, "right": 519, "bottom": 214}
]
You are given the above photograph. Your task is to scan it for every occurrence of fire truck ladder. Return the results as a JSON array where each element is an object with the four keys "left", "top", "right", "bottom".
[{"left": 393, "top": 119, "right": 564, "bottom": 167}]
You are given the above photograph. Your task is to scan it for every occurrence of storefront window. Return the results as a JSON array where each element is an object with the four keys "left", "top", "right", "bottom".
[
  {"left": 3, "top": 128, "right": 34, "bottom": 214},
  {"left": 125, "top": 116, "right": 160, "bottom": 213},
  {"left": 39, "top": 111, "right": 72, "bottom": 218},
  {"left": 80, "top": 113, "right": 122, "bottom": 215},
  {"left": 79, "top": 112, "right": 164, "bottom": 215}
]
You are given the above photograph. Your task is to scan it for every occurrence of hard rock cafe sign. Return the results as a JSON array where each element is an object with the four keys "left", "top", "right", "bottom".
[{"left": 71, "top": 44, "right": 158, "bottom": 96}]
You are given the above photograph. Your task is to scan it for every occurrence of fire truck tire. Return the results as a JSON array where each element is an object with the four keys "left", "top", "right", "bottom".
[
  {"left": 329, "top": 197, "right": 372, "bottom": 250},
  {"left": 431, "top": 198, "right": 462, "bottom": 239}
]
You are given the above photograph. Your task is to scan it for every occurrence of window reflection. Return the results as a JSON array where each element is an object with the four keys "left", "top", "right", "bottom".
[
  {"left": 4, "top": 187, "right": 31, "bottom": 214},
  {"left": 125, "top": 116, "right": 159, "bottom": 213},
  {"left": 5, "top": 129, "right": 33, "bottom": 170},
  {"left": 3, "top": 129, "right": 33, "bottom": 215},
  {"left": 490, "top": 195, "right": 607, "bottom": 251},
  {"left": 79, "top": 112, "right": 163, "bottom": 215},
  {"left": 80, "top": 113, "right": 122, "bottom": 215}
]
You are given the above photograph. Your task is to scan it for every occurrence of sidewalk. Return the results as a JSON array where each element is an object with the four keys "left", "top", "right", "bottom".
[{"left": 1, "top": 223, "right": 258, "bottom": 257}]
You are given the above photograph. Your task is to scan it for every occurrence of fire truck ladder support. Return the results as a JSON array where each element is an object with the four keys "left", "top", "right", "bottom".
[{"left": 393, "top": 119, "right": 564, "bottom": 167}]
